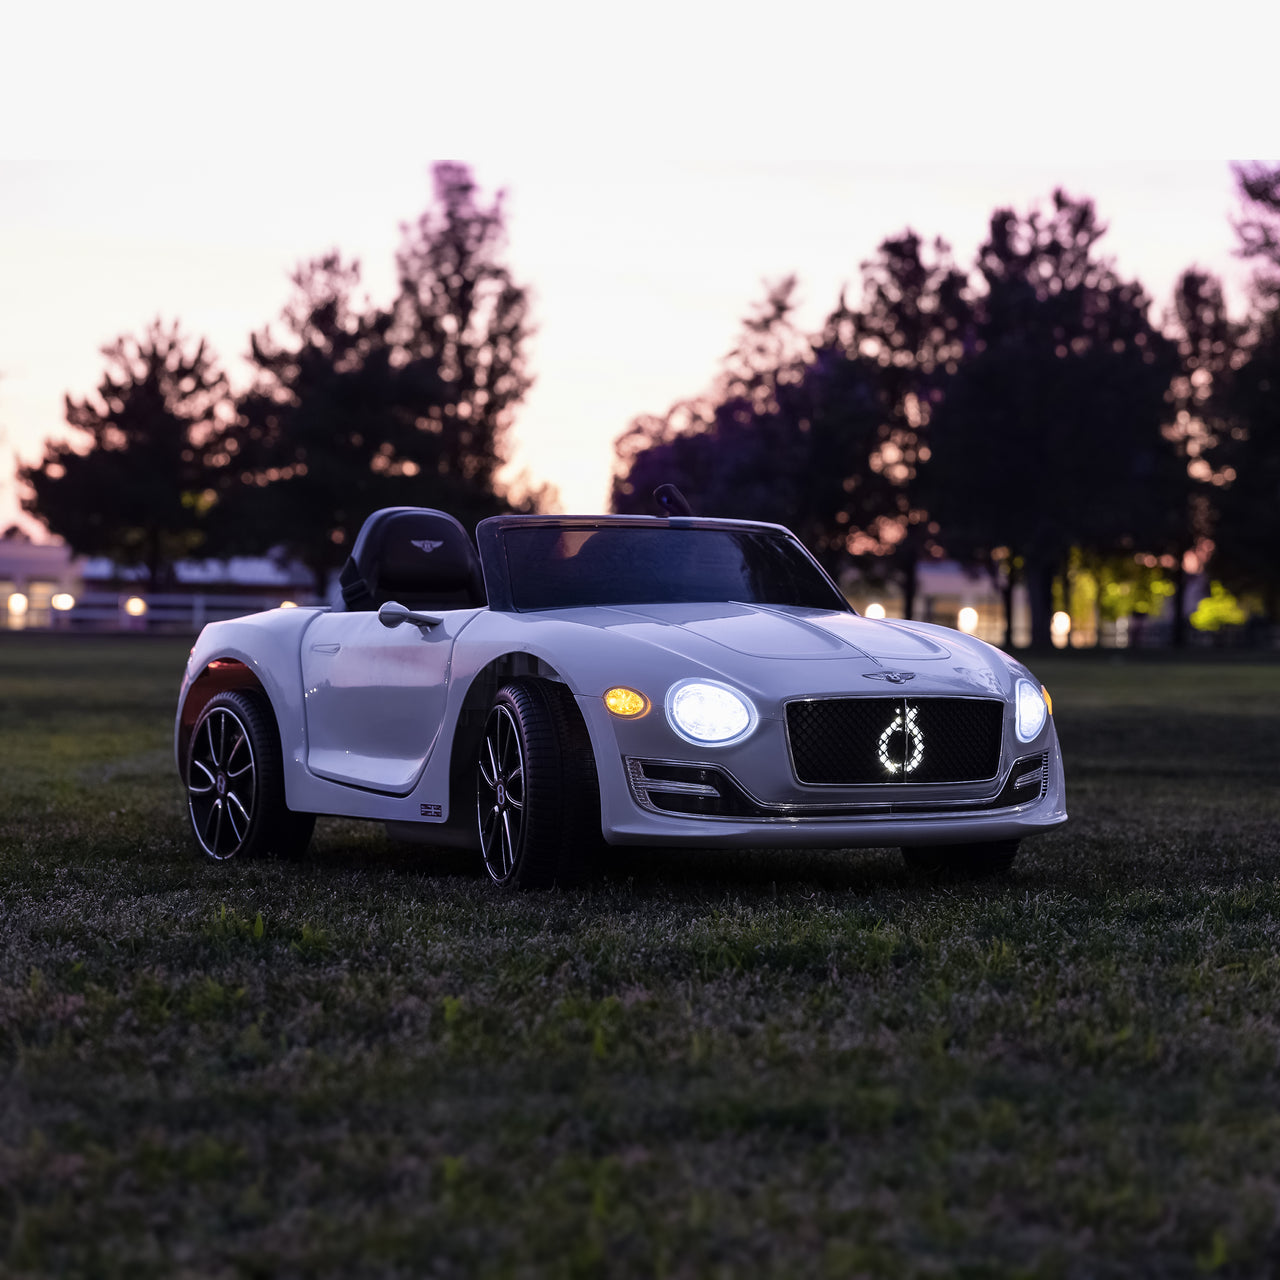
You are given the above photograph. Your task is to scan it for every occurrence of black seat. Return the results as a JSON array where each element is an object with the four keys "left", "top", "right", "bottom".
[{"left": 338, "top": 508, "right": 486, "bottom": 611}]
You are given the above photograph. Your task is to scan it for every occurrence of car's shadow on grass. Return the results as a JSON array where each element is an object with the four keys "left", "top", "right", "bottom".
[
  {"left": 595, "top": 844, "right": 1086, "bottom": 904},
  {"left": 291, "top": 818, "right": 958, "bottom": 898},
  {"left": 280, "top": 820, "right": 1280, "bottom": 910},
  {"left": 300, "top": 817, "right": 485, "bottom": 880},
  {"left": 293, "top": 812, "right": 1280, "bottom": 902},
  {"left": 595, "top": 844, "right": 918, "bottom": 895}
]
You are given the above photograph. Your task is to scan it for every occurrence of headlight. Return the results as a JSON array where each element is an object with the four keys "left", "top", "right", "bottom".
[
  {"left": 1015, "top": 678, "right": 1049, "bottom": 742},
  {"left": 665, "top": 679, "right": 757, "bottom": 746}
]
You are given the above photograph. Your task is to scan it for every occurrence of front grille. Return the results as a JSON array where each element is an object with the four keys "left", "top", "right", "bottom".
[{"left": 786, "top": 697, "right": 1004, "bottom": 785}]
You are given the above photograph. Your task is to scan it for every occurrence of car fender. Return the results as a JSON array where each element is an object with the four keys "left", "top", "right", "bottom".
[{"left": 175, "top": 606, "right": 327, "bottom": 796}]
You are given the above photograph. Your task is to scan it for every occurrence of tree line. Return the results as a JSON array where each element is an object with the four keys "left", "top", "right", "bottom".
[
  {"left": 611, "top": 166, "right": 1280, "bottom": 648},
  {"left": 19, "top": 163, "right": 544, "bottom": 597},
  {"left": 18, "top": 163, "right": 1280, "bottom": 648}
]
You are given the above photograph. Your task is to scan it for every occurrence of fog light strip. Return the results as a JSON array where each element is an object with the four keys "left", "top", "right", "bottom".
[{"left": 639, "top": 779, "right": 720, "bottom": 797}]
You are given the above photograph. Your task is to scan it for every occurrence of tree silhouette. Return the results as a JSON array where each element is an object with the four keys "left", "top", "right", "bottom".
[
  {"left": 394, "top": 162, "right": 535, "bottom": 496},
  {"left": 1232, "top": 162, "right": 1280, "bottom": 297},
  {"left": 823, "top": 233, "right": 971, "bottom": 618},
  {"left": 1208, "top": 307, "right": 1280, "bottom": 622},
  {"left": 20, "top": 320, "right": 228, "bottom": 588},
  {"left": 609, "top": 279, "right": 889, "bottom": 563},
  {"left": 1207, "top": 293, "right": 1280, "bottom": 621},
  {"left": 212, "top": 164, "right": 539, "bottom": 596},
  {"left": 928, "top": 192, "right": 1176, "bottom": 647},
  {"left": 1156, "top": 269, "right": 1239, "bottom": 645},
  {"left": 610, "top": 280, "right": 814, "bottom": 526},
  {"left": 1200, "top": 164, "right": 1280, "bottom": 622},
  {"left": 211, "top": 255, "right": 449, "bottom": 595},
  {"left": 716, "top": 276, "right": 812, "bottom": 413},
  {"left": 612, "top": 257, "right": 967, "bottom": 604}
]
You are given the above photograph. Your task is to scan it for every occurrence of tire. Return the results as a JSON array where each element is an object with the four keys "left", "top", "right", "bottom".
[
  {"left": 185, "top": 690, "right": 315, "bottom": 861},
  {"left": 476, "top": 678, "right": 599, "bottom": 889},
  {"left": 901, "top": 839, "right": 1020, "bottom": 878}
]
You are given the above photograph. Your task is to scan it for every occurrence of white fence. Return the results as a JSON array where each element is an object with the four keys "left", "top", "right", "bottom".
[{"left": 3, "top": 591, "right": 315, "bottom": 633}]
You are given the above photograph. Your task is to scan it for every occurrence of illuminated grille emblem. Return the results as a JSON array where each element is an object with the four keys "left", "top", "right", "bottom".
[{"left": 878, "top": 705, "right": 924, "bottom": 774}]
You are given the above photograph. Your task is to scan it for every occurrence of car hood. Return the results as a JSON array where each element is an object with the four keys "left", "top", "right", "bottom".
[
  {"left": 594, "top": 602, "right": 952, "bottom": 662},
  {"left": 494, "top": 602, "right": 1016, "bottom": 703}
]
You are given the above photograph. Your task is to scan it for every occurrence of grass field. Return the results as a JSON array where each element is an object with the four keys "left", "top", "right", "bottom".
[{"left": 2, "top": 635, "right": 1280, "bottom": 1278}]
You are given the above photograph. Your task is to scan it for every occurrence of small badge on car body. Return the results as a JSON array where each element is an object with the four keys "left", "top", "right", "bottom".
[{"left": 863, "top": 671, "right": 916, "bottom": 684}]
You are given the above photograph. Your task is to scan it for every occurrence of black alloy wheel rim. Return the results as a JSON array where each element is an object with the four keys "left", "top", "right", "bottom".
[
  {"left": 477, "top": 704, "right": 525, "bottom": 881},
  {"left": 188, "top": 707, "right": 257, "bottom": 859}
]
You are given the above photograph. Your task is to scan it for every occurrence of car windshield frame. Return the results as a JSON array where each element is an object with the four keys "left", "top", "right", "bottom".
[{"left": 475, "top": 515, "right": 852, "bottom": 614}]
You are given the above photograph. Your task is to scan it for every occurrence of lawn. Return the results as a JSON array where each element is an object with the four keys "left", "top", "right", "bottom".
[{"left": 2, "top": 635, "right": 1280, "bottom": 1278}]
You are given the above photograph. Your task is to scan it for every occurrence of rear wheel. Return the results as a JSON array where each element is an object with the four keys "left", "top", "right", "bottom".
[
  {"left": 901, "top": 839, "right": 1020, "bottom": 878},
  {"left": 186, "top": 691, "right": 315, "bottom": 860},
  {"left": 476, "top": 678, "right": 598, "bottom": 889}
]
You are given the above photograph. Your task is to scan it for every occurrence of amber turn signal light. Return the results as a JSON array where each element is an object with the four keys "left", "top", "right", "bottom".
[{"left": 604, "top": 686, "right": 650, "bottom": 718}]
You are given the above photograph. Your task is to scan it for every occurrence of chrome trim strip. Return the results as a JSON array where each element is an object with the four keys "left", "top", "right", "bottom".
[{"left": 624, "top": 753, "right": 1048, "bottom": 822}]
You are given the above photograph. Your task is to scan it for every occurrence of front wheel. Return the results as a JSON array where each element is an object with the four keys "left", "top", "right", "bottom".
[
  {"left": 476, "top": 678, "right": 599, "bottom": 889},
  {"left": 186, "top": 690, "right": 315, "bottom": 861},
  {"left": 901, "top": 839, "right": 1020, "bottom": 878}
]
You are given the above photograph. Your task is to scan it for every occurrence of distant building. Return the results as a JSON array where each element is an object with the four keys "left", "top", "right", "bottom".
[
  {"left": 843, "top": 560, "right": 1031, "bottom": 647},
  {"left": 0, "top": 526, "right": 84, "bottom": 629},
  {"left": 0, "top": 528, "right": 1216, "bottom": 647},
  {"left": 0, "top": 528, "right": 316, "bottom": 632}
]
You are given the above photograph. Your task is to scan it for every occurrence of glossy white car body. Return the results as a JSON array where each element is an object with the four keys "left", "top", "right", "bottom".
[{"left": 175, "top": 510, "right": 1066, "bottom": 882}]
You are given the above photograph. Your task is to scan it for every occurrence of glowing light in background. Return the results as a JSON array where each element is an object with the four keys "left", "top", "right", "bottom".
[
  {"left": 51, "top": 592, "right": 75, "bottom": 611},
  {"left": 7, "top": 592, "right": 29, "bottom": 616},
  {"left": 957, "top": 606, "right": 979, "bottom": 634},
  {"left": 1051, "top": 611, "right": 1072, "bottom": 648},
  {"left": 864, "top": 602, "right": 886, "bottom": 620},
  {"left": 124, "top": 596, "right": 148, "bottom": 618},
  {"left": 280, "top": 600, "right": 298, "bottom": 609}
]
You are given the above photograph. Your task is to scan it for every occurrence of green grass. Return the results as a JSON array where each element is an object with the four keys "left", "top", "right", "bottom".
[{"left": 2, "top": 636, "right": 1280, "bottom": 1278}]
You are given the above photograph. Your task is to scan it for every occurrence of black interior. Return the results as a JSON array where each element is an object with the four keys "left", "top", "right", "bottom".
[{"left": 339, "top": 508, "right": 487, "bottom": 611}]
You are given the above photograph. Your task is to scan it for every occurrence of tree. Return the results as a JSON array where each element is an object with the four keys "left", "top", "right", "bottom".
[
  {"left": 1232, "top": 161, "right": 1280, "bottom": 297},
  {"left": 212, "top": 255, "right": 450, "bottom": 595},
  {"left": 214, "top": 164, "right": 540, "bottom": 596},
  {"left": 1206, "top": 298, "right": 1280, "bottom": 622},
  {"left": 610, "top": 271, "right": 934, "bottom": 594},
  {"left": 20, "top": 320, "right": 228, "bottom": 588},
  {"left": 394, "top": 162, "right": 535, "bottom": 497},
  {"left": 716, "top": 275, "right": 812, "bottom": 413},
  {"left": 1202, "top": 165, "right": 1280, "bottom": 622},
  {"left": 610, "top": 278, "right": 817, "bottom": 528},
  {"left": 1155, "top": 269, "right": 1239, "bottom": 645},
  {"left": 825, "top": 232, "right": 972, "bottom": 618},
  {"left": 928, "top": 192, "right": 1177, "bottom": 648}
]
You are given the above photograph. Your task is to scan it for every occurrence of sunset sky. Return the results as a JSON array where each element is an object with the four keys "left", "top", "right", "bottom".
[{"left": 2, "top": 0, "right": 1275, "bottom": 534}]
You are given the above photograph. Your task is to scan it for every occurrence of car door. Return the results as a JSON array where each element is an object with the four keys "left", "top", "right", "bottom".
[{"left": 300, "top": 608, "right": 474, "bottom": 794}]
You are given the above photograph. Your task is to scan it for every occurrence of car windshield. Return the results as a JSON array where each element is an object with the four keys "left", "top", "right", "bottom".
[{"left": 501, "top": 525, "right": 850, "bottom": 612}]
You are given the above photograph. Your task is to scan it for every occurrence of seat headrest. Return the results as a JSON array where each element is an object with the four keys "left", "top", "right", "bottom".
[{"left": 339, "top": 507, "right": 486, "bottom": 611}]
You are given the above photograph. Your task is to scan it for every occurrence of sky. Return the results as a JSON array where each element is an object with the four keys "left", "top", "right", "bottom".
[{"left": 2, "top": 0, "right": 1276, "bottom": 535}]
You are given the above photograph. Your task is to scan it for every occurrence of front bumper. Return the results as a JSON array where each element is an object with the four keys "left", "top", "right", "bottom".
[{"left": 579, "top": 693, "right": 1067, "bottom": 850}]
